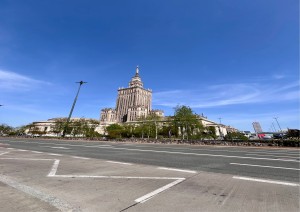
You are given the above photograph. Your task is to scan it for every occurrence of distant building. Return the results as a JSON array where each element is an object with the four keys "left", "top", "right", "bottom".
[
  {"left": 25, "top": 117, "right": 99, "bottom": 137},
  {"left": 100, "top": 66, "right": 163, "bottom": 124},
  {"left": 98, "top": 66, "right": 230, "bottom": 137},
  {"left": 252, "top": 122, "right": 263, "bottom": 133}
]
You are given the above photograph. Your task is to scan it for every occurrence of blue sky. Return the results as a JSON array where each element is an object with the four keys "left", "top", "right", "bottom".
[{"left": 0, "top": 0, "right": 299, "bottom": 131}]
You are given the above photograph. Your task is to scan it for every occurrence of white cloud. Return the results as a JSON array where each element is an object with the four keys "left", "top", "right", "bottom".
[
  {"left": 153, "top": 81, "right": 299, "bottom": 108},
  {"left": 0, "top": 69, "right": 50, "bottom": 91},
  {"left": 272, "top": 74, "right": 285, "bottom": 79}
]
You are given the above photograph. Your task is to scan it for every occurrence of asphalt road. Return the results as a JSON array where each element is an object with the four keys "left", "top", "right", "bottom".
[{"left": 1, "top": 137, "right": 299, "bottom": 183}]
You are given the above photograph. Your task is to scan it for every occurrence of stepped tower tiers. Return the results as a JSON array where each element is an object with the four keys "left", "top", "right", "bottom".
[{"left": 115, "top": 66, "right": 152, "bottom": 122}]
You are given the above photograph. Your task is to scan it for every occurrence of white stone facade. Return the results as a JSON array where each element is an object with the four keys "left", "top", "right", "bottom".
[{"left": 100, "top": 66, "right": 159, "bottom": 125}]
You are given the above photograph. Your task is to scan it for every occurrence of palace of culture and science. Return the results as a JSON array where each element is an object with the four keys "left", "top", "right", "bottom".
[
  {"left": 25, "top": 66, "right": 234, "bottom": 137},
  {"left": 99, "top": 66, "right": 164, "bottom": 127},
  {"left": 98, "top": 66, "right": 233, "bottom": 136}
]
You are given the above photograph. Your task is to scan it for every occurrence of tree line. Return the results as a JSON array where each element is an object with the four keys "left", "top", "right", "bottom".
[
  {"left": 0, "top": 118, "right": 100, "bottom": 138},
  {"left": 106, "top": 105, "right": 219, "bottom": 140}
]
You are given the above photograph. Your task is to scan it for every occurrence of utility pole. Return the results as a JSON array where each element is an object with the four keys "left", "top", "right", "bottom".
[
  {"left": 218, "top": 117, "right": 223, "bottom": 139},
  {"left": 62, "top": 81, "right": 87, "bottom": 137},
  {"left": 274, "top": 117, "right": 282, "bottom": 132}
]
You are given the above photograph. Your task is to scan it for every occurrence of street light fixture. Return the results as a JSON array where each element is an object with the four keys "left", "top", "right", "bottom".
[
  {"left": 218, "top": 117, "right": 223, "bottom": 139},
  {"left": 62, "top": 81, "right": 87, "bottom": 137}
]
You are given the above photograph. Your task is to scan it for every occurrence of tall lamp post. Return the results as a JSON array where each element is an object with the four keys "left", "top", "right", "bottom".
[
  {"left": 274, "top": 117, "right": 282, "bottom": 132},
  {"left": 218, "top": 117, "right": 223, "bottom": 139},
  {"left": 62, "top": 81, "right": 87, "bottom": 137}
]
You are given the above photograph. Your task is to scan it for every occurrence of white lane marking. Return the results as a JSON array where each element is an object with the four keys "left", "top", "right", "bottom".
[
  {"left": 249, "top": 151, "right": 300, "bottom": 156},
  {"left": 93, "top": 146, "right": 300, "bottom": 163},
  {"left": 50, "top": 147, "right": 70, "bottom": 149},
  {"left": 0, "top": 174, "right": 79, "bottom": 212},
  {"left": 230, "top": 163, "right": 300, "bottom": 171},
  {"left": 135, "top": 178, "right": 185, "bottom": 203},
  {"left": 246, "top": 153, "right": 300, "bottom": 159},
  {"left": 7, "top": 148, "right": 14, "bottom": 150},
  {"left": 0, "top": 152, "right": 9, "bottom": 156},
  {"left": 17, "top": 149, "right": 28, "bottom": 151},
  {"left": 158, "top": 167, "right": 197, "bottom": 174},
  {"left": 42, "top": 146, "right": 70, "bottom": 150},
  {"left": 11, "top": 140, "right": 300, "bottom": 155},
  {"left": 233, "top": 176, "right": 300, "bottom": 187},
  {"left": 31, "top": 151, "right": 43, "bottom": 154},
  {"left": 96, "top": 145, "right": 112, "bottom": 147},
  {"left": 1, "top": 156, "right": 185, "bottom": 204},
  {"left": 0, "top": 158, "right": 53, "bottom": 160},
  {"left": 7, "top": 140, "right": 300, "bottom": 153},
  {"left": 48, "top": 160, "right": 60, "bottom": 176},
  {"left": 50, "top": 175, "right": 184, "bottom": 180},
  {"left": 48, "top": 153, "right": 62, "bottom": 156},
  {"left": 106, "top": 160, "right": 132, "bottom": 165},
  {"left": 71, "top": 156, "right": 90, "bottom": 160},
  {"left": 47, "top": 159, "right": 185, "bottom": 204}
]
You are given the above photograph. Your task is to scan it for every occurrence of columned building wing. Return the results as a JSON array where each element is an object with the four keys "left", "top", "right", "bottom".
[{"left": 115, "top": 66, "right": 152, "bottom": 122}]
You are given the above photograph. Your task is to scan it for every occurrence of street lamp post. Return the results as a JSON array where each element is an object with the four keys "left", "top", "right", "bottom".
[
  {"left": 62, "top": 81, "right": 87, "bottom": 137},
  {"left": 218, "top": 117, "right": 223, "bottom": 139},
  {"left": 274, "top": 117, "right": 282, "bottom": 132}
]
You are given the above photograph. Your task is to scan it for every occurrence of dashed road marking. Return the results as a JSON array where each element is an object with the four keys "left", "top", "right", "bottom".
[
  {"left": 246, "top": 153, "right": 299, "bottom": 159},
  {"left": 0, "top": 152, "right": 9, "bottom": 156},
  {"left": 233, "top": 176, "right": 300, "bottom": 187},
  {"left": 50, "top": 147, "right": 70, "bottom": 149},
  {"left": 106, "top": 161, "right": 132, "bottom": 165},
  {"left": 158, "top": 167, "right": 197, "bottom": 173},
  {"left": 32, "top": 151, "right": 43, "bottom": 154},
  {"left": 92, "top": 146, "right": 300, "bottom": 163},
  {"left": 17, "top": 149, "right": 28, "bottom": 151},
  {"left": 230, "top": 163, "right": 300, "bottom": 171},
  {"left": 71, "top": 156, "right": 90, "bottom": 160},
  {"left": 48, "top": 153, "right": 62, "bottom": 156}
]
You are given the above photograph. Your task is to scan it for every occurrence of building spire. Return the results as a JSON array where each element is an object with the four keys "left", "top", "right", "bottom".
[{"left": 136, "top": 65, "right": 139, "bottom": 75}]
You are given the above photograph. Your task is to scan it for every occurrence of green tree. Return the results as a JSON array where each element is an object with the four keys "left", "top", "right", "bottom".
[
  {"left": 82, "top": 119, "right": 100, "bottom": 138},
  {"left": 286, "top": 129, "right": 300, "bottom": 139},
  {"left": 106, "top": 124, "right": 124, "bottom": 139},
  {"left": 172, "top": 105, "right": 203, "bottom": 140},
  {"left": 0, "top": 124, "right": 14, "bottom": 135},
  {"left": 15, "top": 125, "right": 31, "bottom": 136},
  {"left": 205, "top": 126, "right": 217, "bottom": 140},
  {"left": 224, "top": 132, "right": 248, "bottom": 141},
  {"left": 70, "top": 119, "right": 83, "bottom": 137},
  {"left": 28, "top": 125, "right": 46, "bottom": 137},
  {"left": 51, "top": 118, "right": 66, "bottom": 136}
]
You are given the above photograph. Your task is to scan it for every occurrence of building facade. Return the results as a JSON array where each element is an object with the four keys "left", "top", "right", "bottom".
[
  {"left": 98, "top": 66, "right": 229, "bottom": 137},
  {"left": 100, "top": 66, "right": 162, "bottom": 125}
]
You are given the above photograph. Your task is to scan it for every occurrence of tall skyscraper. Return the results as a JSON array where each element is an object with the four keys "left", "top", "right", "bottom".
[
  {"left": 252, "top": 122, "right": 263, "bottom": 133},
  {"left": 100, "top": 66, "right": 162, "bottom": 124},
  {"left": 115, "top": 66, "right": 152, "bottom": 122}
]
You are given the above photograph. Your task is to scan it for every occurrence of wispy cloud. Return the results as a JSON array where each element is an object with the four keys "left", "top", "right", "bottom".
[
  {"left": 0, "top": 69, "right": 50, "bottom": 91},
  {"left": 153, "top": 81, "right": 299, "bottom": 108}
]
